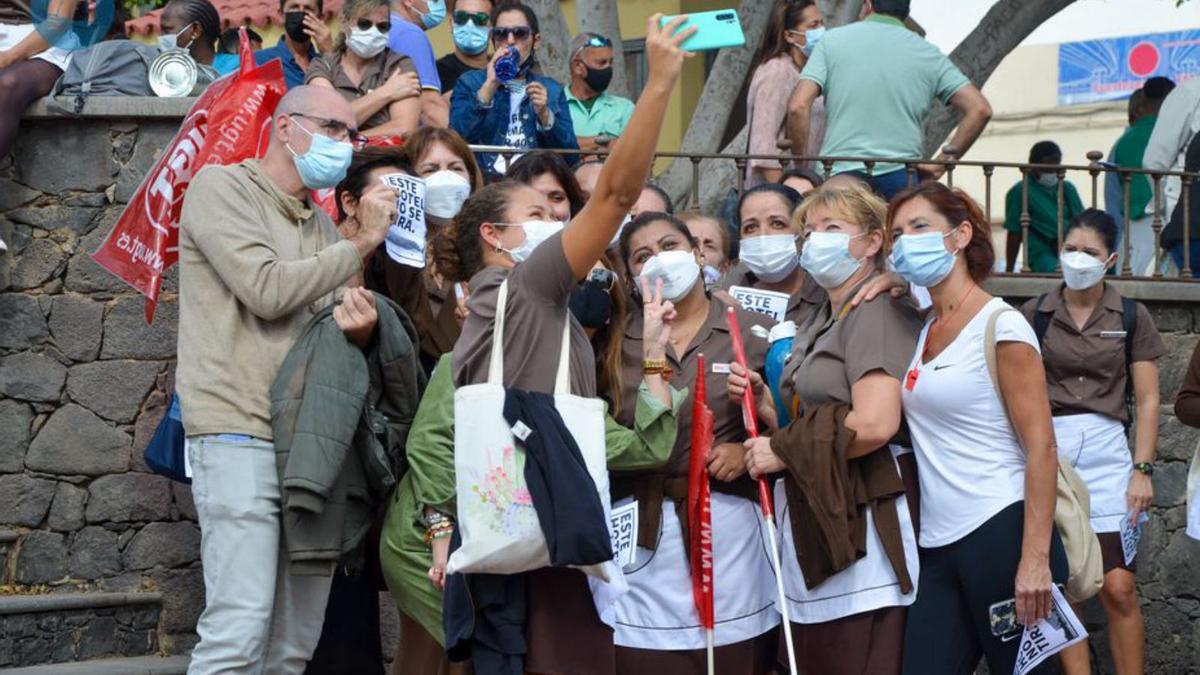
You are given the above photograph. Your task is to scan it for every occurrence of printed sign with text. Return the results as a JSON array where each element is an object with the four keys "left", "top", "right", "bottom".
[
  {"left": 382, "top": 173, "right": 427, "bottom": 268},
  {"left": 1013, "top": 585, "right": 1087, "bottom": 675},
  {"left": 728, "top": 286, "right": 790, "bottom": 323},
  {"left": 609, "top": 500, "right": 639, "bottom": 569}
]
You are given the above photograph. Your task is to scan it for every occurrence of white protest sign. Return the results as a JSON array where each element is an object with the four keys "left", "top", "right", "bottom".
[
  {"left": 381, "top": 173, "right": 427, "bottom": 269},
  {"left": 1013, "top": 585, "right": 1087, "bottom": 675},
  {"left": 728, "top": 285, "right": 790, "bottom": 323},
  {"left": 1119, "top": 511, "right": 1149, "bottom": 566},
  {"left": 609, "top": 500, "right": 639, "bottom": 569}
]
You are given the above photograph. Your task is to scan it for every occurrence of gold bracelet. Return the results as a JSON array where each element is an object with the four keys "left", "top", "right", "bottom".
[{"left": 642, "top": 358, "right": 668, "bottom": 374}]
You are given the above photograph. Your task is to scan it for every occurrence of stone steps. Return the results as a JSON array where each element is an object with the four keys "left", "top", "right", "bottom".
[
  {"left": 1, "top": 654, "right": 190, "bottom": 674},
  {"left": 0, "top": 591, "right": 164, "bottom": 669}
]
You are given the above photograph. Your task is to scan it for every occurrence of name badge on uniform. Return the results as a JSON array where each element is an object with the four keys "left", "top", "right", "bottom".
[
  {"left": 1100, "top": 331, "right": 1127, "bottom": 339},
  {"left": 711, "top": 363, "right": 731, "bottom": 374},
  {"left": 728, "top": 285, "right": 790, "bottom": 323}
]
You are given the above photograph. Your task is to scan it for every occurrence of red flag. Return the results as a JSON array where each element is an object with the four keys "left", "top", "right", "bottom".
[
  {"left": 90, "top": 29, "right": 286, "bottom": 322},
  {"left": 689, "top": 354, "right": 715, "bottom": 631},
  {"left": 724, "top": 306, "right": 775, "bottom": 517}
]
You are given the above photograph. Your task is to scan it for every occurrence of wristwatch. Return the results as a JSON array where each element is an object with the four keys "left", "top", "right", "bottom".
[{"left": 1133, "top": 462, "right": 1154, "bottom": 476}]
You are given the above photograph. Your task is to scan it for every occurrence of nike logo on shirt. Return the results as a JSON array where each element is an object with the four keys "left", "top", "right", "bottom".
[{"left": 933, "top": 364, "right": 954, "bottom": 371}]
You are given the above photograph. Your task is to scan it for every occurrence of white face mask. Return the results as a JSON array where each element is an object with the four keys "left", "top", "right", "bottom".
[
  {"left": 347, "top": 26, "right": 389, "bottom": 58},
  {"left": 799, "top": 231, "right": 864, "bottom": 289},
  {"left": 739, "top": 234, "right": 799, "bottom": 282},
  {"left": 158, "top": 23, "right": 195, "bottom": 52},
  {"left": 1060, "top": 250, "right": 1111, "bottom": 290},
  {"left": 637, "top": 250, "right": 701, "bottom": 302},
  {"left": 503, "top": 220, "right": 565, "bottom": 263},
  {"left": 1036, "top": 173, "right": 1058, "bottom": 189},
  {"left": 424, "top": 171, "right": 471, "bottom": 219}
]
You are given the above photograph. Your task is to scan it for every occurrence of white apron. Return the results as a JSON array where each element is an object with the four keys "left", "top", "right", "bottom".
[
  {"left": 0, "top": 23, "right": 74, "bottom": 70},
  {"left": 611, "top": 491, "right": 780, "bottom": 650},
  {"left": 775, "top": 445, "right": 919, "bottom": 624},
  {"left": 1053, "top": 413, "right": 1132, "bottom": 534}
]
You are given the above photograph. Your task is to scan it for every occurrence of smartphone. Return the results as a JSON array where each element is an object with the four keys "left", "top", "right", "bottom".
[
  {"left": 988, "top": 583, "right": 1067, "bottom": 637},
  {"left": 660, "top": 9, "right": 745, "bottom": 52}
]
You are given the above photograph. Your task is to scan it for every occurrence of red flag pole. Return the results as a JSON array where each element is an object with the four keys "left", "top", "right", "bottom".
[
  {"left": 689, "top": 354, "right": 716, "bottom": 674},
  {"left": 723, "top": 306, "right": 798, "bottom": 675}
]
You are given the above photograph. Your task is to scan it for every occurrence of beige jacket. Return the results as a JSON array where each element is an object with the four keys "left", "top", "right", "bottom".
[{"left": 176, "top": 159, "right": 361, "bottom": 439}]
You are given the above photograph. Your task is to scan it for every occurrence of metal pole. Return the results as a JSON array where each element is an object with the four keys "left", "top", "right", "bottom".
[
  {"left": 1020, "top": 169, "right": 1032, "bottom": 273},
  {"left": 1151, "top": 174, "right": 1164, "bottom": 278},
  {"left": 1086, "top": 150, "right": 1103, "bottom": 209}
]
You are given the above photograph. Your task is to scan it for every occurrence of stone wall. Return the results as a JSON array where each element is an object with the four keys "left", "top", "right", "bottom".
[{"left": 1, "top": 101, "right": 1198, "bottom": 672}]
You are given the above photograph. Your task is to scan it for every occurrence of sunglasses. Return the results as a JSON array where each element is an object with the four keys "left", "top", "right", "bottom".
[
  {"left": 492, "top": 26, "right": 532, "bottom": 41},
  {"left": 572, "top": 33, "right": 612, "bottom": 59},
  {"left": 355, "top": 17, "right": 391, "bottom": 32},
  {"left": 453, "top": 10, "right": 489, "bottom": 26}
]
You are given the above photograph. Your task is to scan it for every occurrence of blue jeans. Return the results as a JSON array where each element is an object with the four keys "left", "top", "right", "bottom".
[
  {"left": 1169, "top": 239, "right": 1200, "bottom": 278},
  {"left": 844, "top": 168, "right": 913, "bottom": 201}
]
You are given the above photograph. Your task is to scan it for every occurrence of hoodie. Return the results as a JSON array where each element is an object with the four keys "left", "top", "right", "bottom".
[{"left": 176, "top": 158, "right": 362, "bottom": 439}]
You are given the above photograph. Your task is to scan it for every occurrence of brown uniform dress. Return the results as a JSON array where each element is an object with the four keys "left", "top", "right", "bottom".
[
  {"left": 718, "top": 262, "right": 828, "bottom": 326},
  {"left": 451, "top": 232, "right": 611, "bottom": 675},
  {"left": 1020, "top": 282, "right": 1166, "bottom": 573},
  {"left": 783, "top": 280, "right": 923, "bottom": 675},
  {"left": 305, "top": 49, "right": 417, "bottom": 131},
  {"left": 612, "top": 298, "right": 778, "bottom": 675},
  {"left": 365, "top": 248, "right": 461, "bottom": 374}
]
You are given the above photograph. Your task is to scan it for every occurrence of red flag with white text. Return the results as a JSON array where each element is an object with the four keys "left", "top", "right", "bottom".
[
  {"left": 90, "top": 29, "right": 285, "bottom": 322},
  {"left": 689, "top": 355, "right": 715, "bottom": 630}
]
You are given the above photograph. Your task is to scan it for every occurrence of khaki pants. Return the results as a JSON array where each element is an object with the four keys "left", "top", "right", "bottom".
[{"left": 187, "top": 435, "right": 334, "bottom": 675}]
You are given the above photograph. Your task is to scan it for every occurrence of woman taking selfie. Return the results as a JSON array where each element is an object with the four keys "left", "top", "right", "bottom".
[
  {"left": 1021, "top": 209, "right": 1164, "bottom": 675},
  {"left": 425, "top": 17, "right": 694, "bottom": 674},
  {"left": 306, "top": 0, "right": 421, "bottom": 137},
  {"left": 611, "top": 212, "right": 778, "bottom": 673},
  {"left": 739, "top": 184, "right": 922, "bottom": 674},
  {"left": 888, "top": 182, "right": 1067, "bottom": 675}
]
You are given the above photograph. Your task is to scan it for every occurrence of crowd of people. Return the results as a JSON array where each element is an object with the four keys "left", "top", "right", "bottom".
[{"left": 3, "top": 0, "right": 1200, "bottom": 674}]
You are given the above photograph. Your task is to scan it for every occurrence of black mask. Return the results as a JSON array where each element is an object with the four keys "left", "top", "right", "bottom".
[
  {"left": 583, "top": 65, "right": 613, "bottom": 93},
  {"left": 569, "top": 280, "right": 613, "bottom": 329},
  {"left": 284, "top": 11, "right": 310, "bottom": 43}
]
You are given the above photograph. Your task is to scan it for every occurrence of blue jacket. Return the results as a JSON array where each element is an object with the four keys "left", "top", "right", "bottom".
[{"left": 450, "top": 68, "right": 578, "bottom": 178}]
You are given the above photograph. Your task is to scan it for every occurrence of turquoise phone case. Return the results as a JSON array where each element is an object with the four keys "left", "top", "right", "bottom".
[{"left": 660, "top": 9, "right": 745, "bottom": 52}]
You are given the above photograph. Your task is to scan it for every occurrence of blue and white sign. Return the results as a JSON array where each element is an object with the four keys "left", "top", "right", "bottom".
[{"left": 1058, "top": 29, "right": 1200, "bottom": 106}]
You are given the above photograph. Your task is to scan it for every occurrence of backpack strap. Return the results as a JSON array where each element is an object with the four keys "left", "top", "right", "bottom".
[
  {"left": 1032, "top": 293, "right": 1052, "bottom": 349},
  {"left": 983, "top": 307, "right": 1020, "bottom": 416}
]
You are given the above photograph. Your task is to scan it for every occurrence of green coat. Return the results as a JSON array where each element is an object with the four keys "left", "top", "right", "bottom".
[
  {"left": 380, "top": 352, "right": 685, "bottom": 644},
  {"left": 271, "top": 293, "right": 426, "bottom": 575}
]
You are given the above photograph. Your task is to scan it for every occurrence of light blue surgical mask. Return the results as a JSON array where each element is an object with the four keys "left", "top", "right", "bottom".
[
  {"left": 802, "top": 27, "right": 825, "bottom": 56},
  {"left": 799, "top": 231, "right": 863, "bottom": 289},
  {"left": 287, "top": 120, "right": 354, "bottom": 190},
  {"left": 452, "top": 21, "right": 489, "bottom": 55},
  {"left": 890, "top": 230, "right": 958, "bottom": 288},
  {"left": 421, "top": 0, "right": 447, "bottom": 29}
]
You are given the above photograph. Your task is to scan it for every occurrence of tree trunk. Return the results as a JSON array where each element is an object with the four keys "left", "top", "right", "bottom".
[
  {"left": 921, "top": 0, "right": 1078, "bottom": 156},
  {"left": 656, "top": 0, "right": 774, "bottom": 205},
  {"left": 575, "top": 0, "right": 629, "bottom": 98},
  {"left": 816, "top": 0, "right": 863, "bottom": 28},
  {"left": 526, "top": 0, "right": 573, "bottom": 85}
]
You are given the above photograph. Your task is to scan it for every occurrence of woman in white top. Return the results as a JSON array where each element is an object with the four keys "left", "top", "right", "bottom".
[{"left": 887, "top": 182, "right": 1067, "bottom": 675}]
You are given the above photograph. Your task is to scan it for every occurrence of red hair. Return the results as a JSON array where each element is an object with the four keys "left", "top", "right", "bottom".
[{"left": 888, "top": 181, "right": 995, "bottom": 284}]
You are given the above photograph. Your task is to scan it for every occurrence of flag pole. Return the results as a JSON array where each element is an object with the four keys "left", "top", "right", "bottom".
[
  {"left": 706, "top": 627, "right": 715, "bottom": 675},
  {"left": 723, "top": 307, "right": 798, "bottom": 675}
]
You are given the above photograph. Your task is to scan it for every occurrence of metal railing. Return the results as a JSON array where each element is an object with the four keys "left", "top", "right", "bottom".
[{"left": 467, "top": 144, "right": 1200, "bottom": 281}]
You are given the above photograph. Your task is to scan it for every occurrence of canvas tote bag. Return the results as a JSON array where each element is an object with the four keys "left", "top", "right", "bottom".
[{"left": 447, "top": 279, "right": 616, "bottom": 580}]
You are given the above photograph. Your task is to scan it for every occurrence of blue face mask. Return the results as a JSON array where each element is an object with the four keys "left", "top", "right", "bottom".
[
  {"left": 802, "top": 26, "right": 825, "bottom": 56},
  {"left": 421, "top": 0, "right": 447, "bottom": 29},
  {"left": 799, "top": 231, "right": 863, "bottom": 289},
  {"left": 287, "top": 120, "right": 354, "bottom": 190},
  {"left": 453, "top": 21, "right": 489, "bottom": 55},
  {"left": 890, "top": 231, "right": 958, "bottom": 288}
]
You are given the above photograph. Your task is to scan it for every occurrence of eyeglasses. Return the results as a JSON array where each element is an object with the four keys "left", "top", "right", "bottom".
[
  {"left": 453, "top": 10, "right": 489, "bottom": 26},
  {"left": 585, "top": 268, "right": 616, "bottom": 291},
  {"left": 492, "top": 26, "right": 532, "bottom": 42},
  {"left": 572, "top": 33, "right": 612, "bottom": 59},
  {"left": 289, "top": 113, "right": 368, "bottom": 151},
  {"left": 355, "top": 17, "right": 391, "bottom": 32}
]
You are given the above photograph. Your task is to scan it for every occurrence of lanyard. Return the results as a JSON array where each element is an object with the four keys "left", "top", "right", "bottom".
[{"left": 905, "top": 284, "right": 976, "bottom": 392}]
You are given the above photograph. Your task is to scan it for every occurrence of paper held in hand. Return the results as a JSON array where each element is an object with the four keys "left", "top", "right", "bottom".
[
  {"left": 609, "top": 500, "right": 639, "bottom": 569},
  {"left": 1013, "top": 585, "right": 1087, "bottom": 675},
  {"left": 728, "top": 286, "right": 791, "bottom": 323},
  {"left": 1119, "top": 511, "right": 1149, "bottom": 566},
  {"left": 381, "top": 173, "right": 428, "bottom": 269}
]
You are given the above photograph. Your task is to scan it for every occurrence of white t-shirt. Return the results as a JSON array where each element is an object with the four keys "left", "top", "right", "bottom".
[{"left": 901, "top": 298, "right": 1037, "bottom": 548}]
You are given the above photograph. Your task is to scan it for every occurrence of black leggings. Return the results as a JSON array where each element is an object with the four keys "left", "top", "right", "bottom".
[
  {"left": 0, "top": 58, "right": 62, "bottom": 158},
  {"left": 900, "top": 501, "right": 1070, "bottom": 675}
]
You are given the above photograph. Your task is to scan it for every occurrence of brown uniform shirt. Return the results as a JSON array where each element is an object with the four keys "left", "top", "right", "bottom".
[
  {"left": 0, "top": 0, "right": 32, "bottom": 23},
  {"left": 616, "top": 299, "right": 773, "bottom": 476},
  {"left": 452, "top": 232, "right": 595, "bottom": 396},
  {"left": 305, "top": 49, "right": 416, "bottom": 131},
  {"left": 365, "top": 246, "right": 461, "bottom": 373},
  {"left": 1020, "top": 283, "right": 1165, "bottom": 423},
  {"left": 718, "top": 262, "right": 827, "bottom": 326}
]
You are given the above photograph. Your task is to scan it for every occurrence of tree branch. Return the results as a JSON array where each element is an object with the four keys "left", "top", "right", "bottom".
[
  {"left": 920, "top": 0, "right": 1078, "bottom": 156},
  {"left": 575, "top": 0, "right": 629, "bottom": 98}
]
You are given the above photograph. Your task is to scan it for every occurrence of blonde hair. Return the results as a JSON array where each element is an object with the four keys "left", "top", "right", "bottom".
[{"left": 793, "top": 184, "right": 889, "bottom": 272}]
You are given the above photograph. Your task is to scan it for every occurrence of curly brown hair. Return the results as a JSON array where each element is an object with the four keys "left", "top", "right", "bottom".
[{"left": 431, "top": 181, "right": 525, "bottom": 282}]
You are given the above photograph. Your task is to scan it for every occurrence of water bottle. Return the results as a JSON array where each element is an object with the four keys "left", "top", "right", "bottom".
[
  {"left": 764, "top": 321, "right": 796, "bottom": 428},
  {"left": 495, "top": 47, "right": 521, "bottom": 83}
]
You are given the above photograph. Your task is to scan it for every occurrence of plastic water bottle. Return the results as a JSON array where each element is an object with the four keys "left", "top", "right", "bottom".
[
  {"left": 495, "top": 47, "right": 521, "bottom": 82},
  {"left": 764, "top": 321, "right": 796, "bottom": 428}
]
